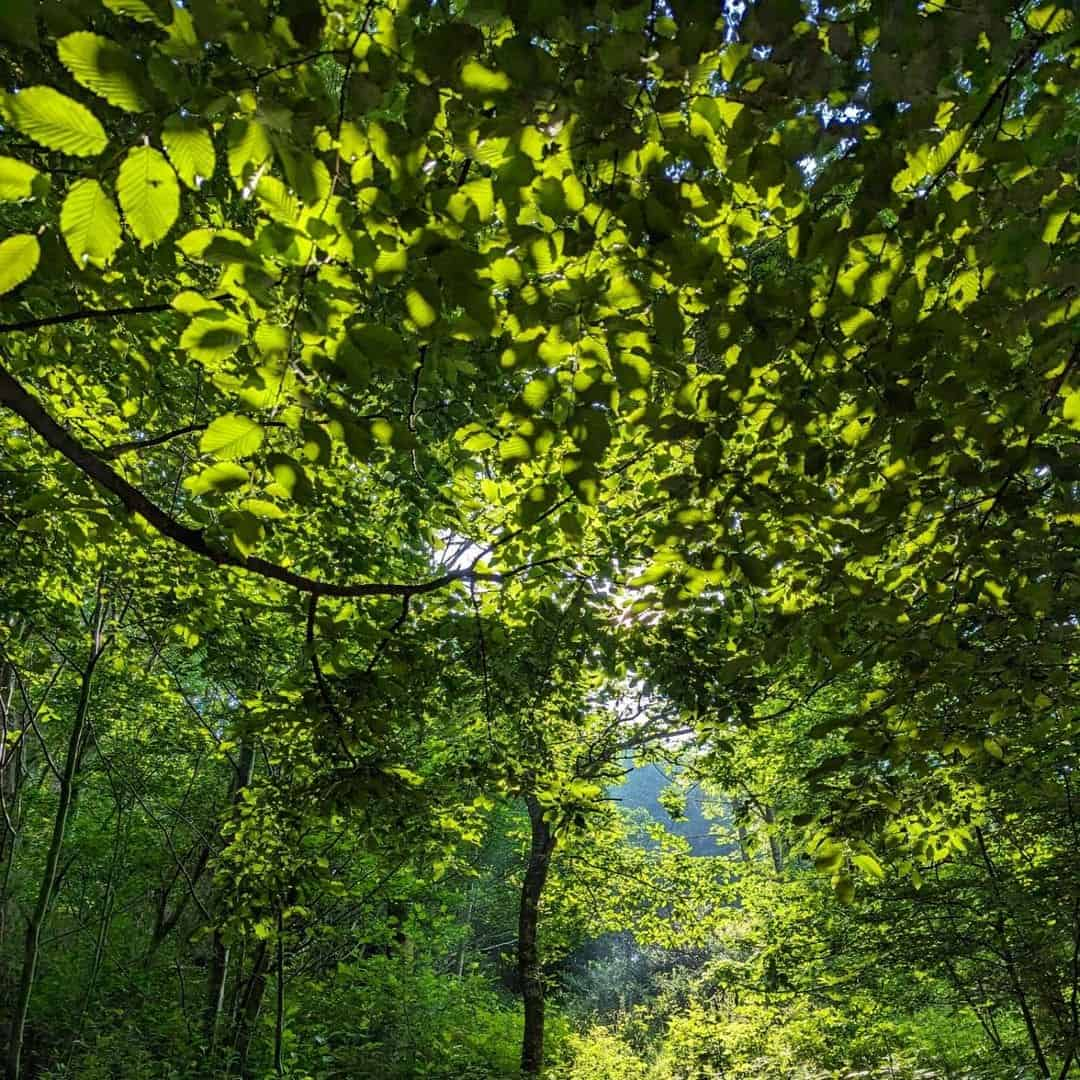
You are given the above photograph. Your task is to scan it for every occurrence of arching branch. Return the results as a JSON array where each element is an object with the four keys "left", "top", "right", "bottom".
[
  {"left": 0, "top": 301, "right": 175, "bottom": 335},
  {"left": 0, "top": 360, "right": 557, "bottom": 599}
]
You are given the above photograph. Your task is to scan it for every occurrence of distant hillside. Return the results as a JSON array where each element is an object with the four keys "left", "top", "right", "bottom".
[{"left": 613, "top": 760, "right": 732, "bottom": 857}]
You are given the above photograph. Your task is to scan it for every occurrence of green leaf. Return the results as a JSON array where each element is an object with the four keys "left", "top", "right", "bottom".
[
  {"left": 57, "top": 32, "right": 149, "bottom": 113},
  {"left": 838, "top": 306, "right": 877, "bottom": 341},
  {"left": 0, "top": 234, "right": 40, "bottom": 296},
  {"left": 0, "top": 158, "right": 43, "bottom": 201},
  {"left": 489, "top": 256, "right": 522, "bottom": 287},
  {"left": 405, "top": 287, "right": 437, "bottom": 328},
  {"left": 522, "top": 378, "right": 552, "bottom": 411},
  {"left": 162, "top": 116, "right": 215, "bottom": 189},
  {"left": 222, "top": 509, "right": 263, "bottom": 556},
  {"left": 183, "top": 462, "right": 250, "bottom": 496},
  {"left": 813, "top": 841, "right": 843, "bottom": 873},
  {"left": 240, "top": 498, "right": 288, "bottom": 520},
  {"left": 2, "top": 86, "right": 108, "bottom": 156},
  {"left": 266, "top": 453, "right": 313, "bottom": 503},
  {"left": 117, "top": 146, "right": 180, "bottom": 246},
  {"left": 226, "top": 119, "right": 273, "bottom": 186},
  {"left": 1026, "top": 3, "right": 1073, "bottom": 32},
  {"left": 852, "top": 853, "right": 885, "bottom": 881},
  {"left": 448, "top": 179, "right": 495, "bottom": 224},
  {"left": 256, "top": 176, "right": 301, "bottom": 223},
  {"left": 719, "top": 44, "right": 750, "bottom": 81},
  {"left": 180, "top": 317, "right": 247, "bottom": 365},
  {"left": 500, "top": 434, "right": 532, "bottom": 462},
  {"left": 1062, "top": 389, "right": 1080, "bottom": 431},
  {"left": 461, "top": 61, "right": 510, "bottom": 95},
  {"left": 890, "top": 276, "right": 922, "bottom": 328},
  {"left": 60, "top": 180, "right": 122, "bottom": 267},
  {"left": 301, "top": 420, "right": 331, "bottom": 463},
  {"left": 458, "top": 424, "right": 497, "bottom": 452},
  {"left": 833, "top": 874, "right": 856, "bottom": 905},
  {"left": 200, "top": 414, "right": 265, "bottom": 460},
  {"left": 1042, "top": 208, "right": 1068, "bottom": 245},
  {"left": 102, "top": 0, "right": 166, "bottom": 20},
  {"left": 925, "top": 129, "right": 965, "bottom": 178}
]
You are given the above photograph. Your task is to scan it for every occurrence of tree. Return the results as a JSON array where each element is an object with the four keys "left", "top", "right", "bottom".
[{"left": 1, "top": 0, "right": 1077, "bottom": 1076}]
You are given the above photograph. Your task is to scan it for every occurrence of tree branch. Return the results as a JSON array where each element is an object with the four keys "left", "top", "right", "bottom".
[
  {"left": 0, "top": 301, "right": 174, "bottom": 335},
  {"left": 0, "top": 359, "right": 546, "bottom": 600},
  {"left": 100, "top": 420, "right": 287, "bottom": 459},
  {"left": 99, "top": 423, "right": 208, "bottom": 459},
  {"left": 924, "top": 38, "right": 1042, "bottom": 198}
]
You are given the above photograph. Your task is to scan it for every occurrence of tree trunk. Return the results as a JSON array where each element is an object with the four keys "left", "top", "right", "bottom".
[
  {"left": 206, "top": 931, "right": 230, "bottom": 1056},
  {"left": 233, "top": 940, "right": 271, "bottom": 1077},
  {"left": 69, "top": 803, "right": 123, "bottom": 1067},
  {"left": 0, "top": 654, "right": 25, "bottom": 964},
  {"left": 975, "top": 826, "right": 1052, "bottom": 1079},
  {"left": 273, "top": 908, "right": 285, "bottom": 1076},
  {"left": 518, "top": 795, "right": 556, "bottom": 1077},
  {"left": 457, "top": 882, "right": 475, "bottom": 978},
  {"left": 206, "top": 740, "right": 255, "bottom": 1055},
  {"left": 761, "top": 804, "right": 783, "bottom": 875},
  {"left": 5, "top": 637, "right": 104, "bottom": 1080}
]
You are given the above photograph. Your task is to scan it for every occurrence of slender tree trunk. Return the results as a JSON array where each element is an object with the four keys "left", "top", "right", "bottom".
[
  {"left": 234, "top": 940, "right": 271, "bottom": 1077},
  {"left": 207, "top": 931, "right": 231, "bottom": 1056},
  {"left": 518, "top": 795, "right": 556, "bottom": 1077},
  {"left": 0, "top": 658, "right": 20, "bottom": 863},
  {"left": 5, "top": 636, "right": 104, "bottom": 1080},
  {"left": 731, "top": 799, "right": 751, "bottom": 864},
  {"left": 998, "top": 913, "right": 1052, "bottom": 1078},
  {"left": 144, "top": 843, "right": 212, "bottom": 964},
  {"left": 273, "top": 908, "right": 285, "bottom": 1076},
  {"left": 761, "top": 804, "right": 783, "bottom": 875},
  {"left": 975, "top": 826, "right": 1052, "bottom": 1079},
  {"left": 941, "top": 957, "right": 1004, "bottom": 1053},
  {"left": 457, "top": 882, "right": 475, "bottom": 978},
  {"left": 206, "top": 741, "right": 255, "bottom": 1055},
  {"left": 0, "top": 655, "right": 25, "bottom": 962},
  {"left": 69, "top": 803, "right": 123, "bottom": 1067}
]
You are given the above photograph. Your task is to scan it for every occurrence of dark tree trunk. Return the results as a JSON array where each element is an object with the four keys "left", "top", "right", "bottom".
[
  {"left": 518, "top": 795, "right": 556, "bottom": 1077},
  {"left": 234, "top": 940, "right": 271, "bottom": 1077},
  {"left": 975, "top": 827, "right": 1052, "bottom": 1079},
  {"left": 5, "top": 636, "right": 103, "bottom": 1080},
  {"left": 761, "top": 804, "right": 783, "bottom": 875},
  {"left": 205, "top": 741, "right": 255, "bottom": 1056},
  {"left": 0, "top": 654, "right": 26, "bottom": 963},
  {"left": 206, "top": 930, "right": 230, "bottom": 1054}
]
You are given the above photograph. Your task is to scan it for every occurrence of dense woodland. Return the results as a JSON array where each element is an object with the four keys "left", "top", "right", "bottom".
[{"left": 0, "top": 0, "right": 1078, "bottom": 1076}]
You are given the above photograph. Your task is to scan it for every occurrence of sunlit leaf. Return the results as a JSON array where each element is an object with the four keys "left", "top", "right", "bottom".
[
  {"left": 162, "top": 116, "right": 215, "bottom": 189},
  {"left": 117, "top": 146, "right": 180, "bottom": 246},
  {"left": 1, "top": 86, "right": 108, "bottom": 156},
  {"left": 183, "top": 461, "right": 249, "bottom": 495},
  {"left": 200, "top": 414, "right": 265, "bottom": 460},
  {"left": 0, "top": 234, "right": 40, "bottom": 295},
  {"left": 60, "top": 179, "right": 122, "bottom": 267},
  {"left": 0, "top": 158, "right": 43, "bottom": 201},
  {"left": 57, "top": 32, "right": 150, "bottom": 113}
]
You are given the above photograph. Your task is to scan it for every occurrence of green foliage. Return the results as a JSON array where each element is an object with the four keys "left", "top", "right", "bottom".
[
  {"left": 60, "top": 180, "right": 122, "bottom": 267},
  {"left": 1, "top": 86, "right": 108, "bottom": 155},
  {"left": 280, "top": 958, "right": 529, "bottom": 1079},
  {"left": 0, "top": 0, "right": 1077, "bottom": 1077},
  {"left": 116, "top": 146, "right": 180, "bottom": 247},
  {"left": 0, "top": 234, "right": 39, "bottom": 294}
]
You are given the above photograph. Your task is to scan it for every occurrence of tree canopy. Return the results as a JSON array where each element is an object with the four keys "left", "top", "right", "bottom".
[{"left": 0, "top": 0, "right": 1077, "bottom": 1077}]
